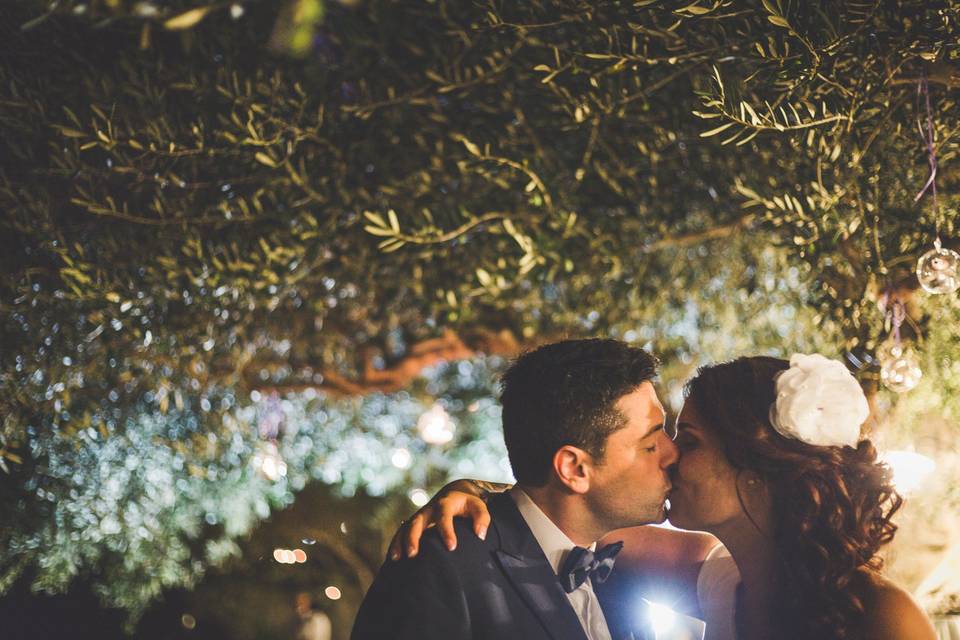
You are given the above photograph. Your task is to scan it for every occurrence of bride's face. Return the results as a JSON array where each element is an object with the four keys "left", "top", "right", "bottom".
[{"left": 665, "top": 400, "right": 748, "bottom": 531}]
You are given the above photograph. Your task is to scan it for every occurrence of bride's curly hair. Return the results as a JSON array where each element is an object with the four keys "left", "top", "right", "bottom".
[{"left": 685, "top": 356, "right": 902, "bottom": 640}]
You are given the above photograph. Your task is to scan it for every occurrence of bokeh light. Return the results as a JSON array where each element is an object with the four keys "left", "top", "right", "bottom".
[
  {"left": 390, "top": 447, "right": 413, "bottom": 469},
  {"left": 181, "top": 613, "right": 197, "bottom": 630},
  {"left": 881, "top": 450, "right": 936, "bottom": 495},
  {"left": 324, "top": 586, "right": 342, "bottom": 600},
  {"left": 253, "top": 441, "right": 287, "bottom": 481},
  {"left": 417, "top": 404, "right": 456, "bottom": 444},
  {"left": 408, "top": 488, "right": 430, "bottom": 507}
]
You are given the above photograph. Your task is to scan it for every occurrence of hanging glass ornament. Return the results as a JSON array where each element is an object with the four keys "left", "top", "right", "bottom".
[
  {"left": 916, "top": 236, "right": 960, "bottom": 294},
  {"left": 912, "top": 76, "right": 959, "bottom": 294},
  {"left": 879, "top": 341, "right": 923, "bottom": 393},
  {"left": 879, "top": 299, "right": 922, "bottom": 393}
]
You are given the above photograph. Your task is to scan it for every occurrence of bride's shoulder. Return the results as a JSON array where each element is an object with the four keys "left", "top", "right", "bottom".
[{"left": 858, "top": 571, "right": 936, "bottom": 640}]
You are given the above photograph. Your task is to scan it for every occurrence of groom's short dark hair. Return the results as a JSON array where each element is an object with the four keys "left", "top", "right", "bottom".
[{"left": 500, "top": 338, "right": 659, "bottom": 486}]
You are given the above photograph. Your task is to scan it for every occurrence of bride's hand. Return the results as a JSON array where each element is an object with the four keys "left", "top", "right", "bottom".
[{"left": 387, "top": 479, "right": 495, "bottom": 560}]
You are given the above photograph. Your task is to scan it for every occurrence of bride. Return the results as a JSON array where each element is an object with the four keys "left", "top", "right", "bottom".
[{"left": 388, "top": 355, "right": 936, "bottom": 640}]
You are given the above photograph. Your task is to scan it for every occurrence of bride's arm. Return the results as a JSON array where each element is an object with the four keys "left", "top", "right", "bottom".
[
  {"left": 386, "top": 479, "right": 719, "bottom": 607},
  {"left": 598, "top": 526, "right": 719, "bottom": 617},
  {"left": 386, "top": 479, "right": 510, "bottom": 560}
]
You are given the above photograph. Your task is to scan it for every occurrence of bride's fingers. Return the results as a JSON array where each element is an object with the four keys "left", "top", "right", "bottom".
[
  {"left": 387, "top": 523, "right": 407, "bottom": 561},
  {"left": 465, "top": 496, "right": 491, "bottom": 540},
  {"left": 388, "top": 507, "right": 431, "bottom": 561},
  {"left": 388, "top": 490, "right": 491, "bottom": 560},
  {"left": 434, "top": 496, "right": 489, "bottom": 549},
  {"left": 404, "top": 509, "right": 430, "bottom": 558},
  {"left": 438, "top": 511, "right": 457, "bottom": 551}
]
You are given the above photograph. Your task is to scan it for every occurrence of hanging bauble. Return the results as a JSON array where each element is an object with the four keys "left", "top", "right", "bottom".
[
  {"left": 916, "top": 237, "right": 960, "bottom": 294},
  {"left": 879, "top": 342, "right": 923, "bottom": 393}
]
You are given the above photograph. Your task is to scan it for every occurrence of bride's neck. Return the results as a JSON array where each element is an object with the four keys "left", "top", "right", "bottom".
[
  {"left": 710, "top": 518, "right": 778, "bottom": 627},
  {"left": 718, "top": 527, "right": 776, "bottom": 589}
]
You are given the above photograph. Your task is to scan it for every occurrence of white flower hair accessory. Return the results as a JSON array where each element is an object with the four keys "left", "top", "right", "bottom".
[{"left": 769, "top": 353, "right": 869, "bottom": 448}]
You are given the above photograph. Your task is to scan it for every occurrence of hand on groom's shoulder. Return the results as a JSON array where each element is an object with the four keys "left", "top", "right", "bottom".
[
  {"left": 351, "top": 517, "right": 493, "bottom": 640},
  {"left": 387, "top": 514, "right": 494, "bottom": 571}
]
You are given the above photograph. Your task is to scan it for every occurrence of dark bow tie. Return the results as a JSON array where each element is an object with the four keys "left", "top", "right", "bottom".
[{"left": 558, "top": 541, "right": 623, "bottom": 593}]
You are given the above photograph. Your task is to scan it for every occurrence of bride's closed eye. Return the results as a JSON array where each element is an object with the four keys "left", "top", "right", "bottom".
[{"left": 674, "top": 434, "right": 697, "bottom": 452}]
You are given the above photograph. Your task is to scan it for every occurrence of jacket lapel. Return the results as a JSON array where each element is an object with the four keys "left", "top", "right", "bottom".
[{"left": 488, "top": 493, "right": 590, "bottom": 640}]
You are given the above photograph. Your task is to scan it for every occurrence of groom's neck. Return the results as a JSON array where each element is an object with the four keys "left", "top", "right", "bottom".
[{"left": 518, "top": 483, "right": 605, "bottom": 546}]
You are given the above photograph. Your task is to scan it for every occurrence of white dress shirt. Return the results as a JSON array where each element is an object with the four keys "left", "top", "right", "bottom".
[{"left": 510, "top": 488, "right": 613, "bottom": 640}]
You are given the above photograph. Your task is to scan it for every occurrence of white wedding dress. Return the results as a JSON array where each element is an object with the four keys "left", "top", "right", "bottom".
[{"left": 696, "top": 544, "right": 740, "bottom": 640}]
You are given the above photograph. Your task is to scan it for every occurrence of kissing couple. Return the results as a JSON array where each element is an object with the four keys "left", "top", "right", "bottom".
[{"left": 351, "top": 339, "right": 934, "bottom": 640}]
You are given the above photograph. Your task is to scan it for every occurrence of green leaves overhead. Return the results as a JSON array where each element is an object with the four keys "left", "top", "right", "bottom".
[{"left": 3, "top": 0, "right": 959, "bottom": 462}]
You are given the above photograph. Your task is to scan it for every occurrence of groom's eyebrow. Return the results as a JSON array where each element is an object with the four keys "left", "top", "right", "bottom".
[{"left": 640, "top": 422, "right": 664, "bottom": 439}]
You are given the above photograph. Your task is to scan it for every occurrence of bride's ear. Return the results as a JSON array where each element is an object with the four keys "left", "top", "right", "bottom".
[
  {"left": 739, "top": 470, "right": 767, "bottom": 493},
  {"left": 553, "top": 445, "right": 592, "bottom": 494},
  {"left": 736, "top": 470, "right": 771, "bottom": 532}
]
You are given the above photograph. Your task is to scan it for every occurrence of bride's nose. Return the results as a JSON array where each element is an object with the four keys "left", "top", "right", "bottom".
[{"left": 659, "top": 431, "right": 679, "bottom": 468}]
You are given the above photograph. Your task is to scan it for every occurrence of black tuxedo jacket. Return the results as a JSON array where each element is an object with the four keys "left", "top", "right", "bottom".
[{"left": 351, "top": 492, "right": 649, "bottom": 640}]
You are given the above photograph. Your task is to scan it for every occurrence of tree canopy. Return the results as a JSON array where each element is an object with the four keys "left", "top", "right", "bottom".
[{"left": 3, "top": 0, "right": 960, "bottom": 621}]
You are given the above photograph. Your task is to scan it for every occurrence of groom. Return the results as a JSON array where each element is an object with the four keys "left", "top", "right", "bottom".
[{"left": 351, "top": 339, "right": 678, "bottom": 640}]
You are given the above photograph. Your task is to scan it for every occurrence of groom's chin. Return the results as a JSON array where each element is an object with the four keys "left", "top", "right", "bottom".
[
  {"left": 643, "top": 501, "right": 670, "bottom": 526},
  {"left": 652, "top": 506, "right": 668, "bottom": 524},
  {"left": 650, "top": 497, "right": 673, "bottom": 524}
]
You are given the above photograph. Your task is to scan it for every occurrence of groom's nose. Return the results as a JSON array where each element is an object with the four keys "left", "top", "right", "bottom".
[{"left": 659, "top": 431, "right": 679, "bottom": 468}]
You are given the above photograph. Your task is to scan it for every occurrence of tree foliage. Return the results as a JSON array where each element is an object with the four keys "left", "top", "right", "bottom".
[
  {"left": 3, "top": 0, "right": 960, "bottom": 618},
  {"left": 0, "top": 358, "right": 511, "bottom": 618},
  {"left": 4, "top": 0, "right": 958, "bottom": 447}
]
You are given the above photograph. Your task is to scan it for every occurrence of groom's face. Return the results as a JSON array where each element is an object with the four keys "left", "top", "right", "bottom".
[{"left": 584, "top": 382, "right": 678, "bottom": 528}]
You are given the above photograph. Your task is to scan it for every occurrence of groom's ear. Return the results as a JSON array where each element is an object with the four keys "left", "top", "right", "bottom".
[{"left": 553, "top": 445, "right": 592, "bottom": 494}]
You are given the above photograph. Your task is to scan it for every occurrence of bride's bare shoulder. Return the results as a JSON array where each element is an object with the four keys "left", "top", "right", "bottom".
[
  {"left": 860, "top": 572, "right": 936, "bottom": 640},
  {"left": 606, "top": 525, "right": 719, "bottom": 566}
]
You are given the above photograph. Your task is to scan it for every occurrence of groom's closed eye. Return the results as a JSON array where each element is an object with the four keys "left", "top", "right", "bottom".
[{"left": 639, "top": 425, "right": 664, "bottom": 453}]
